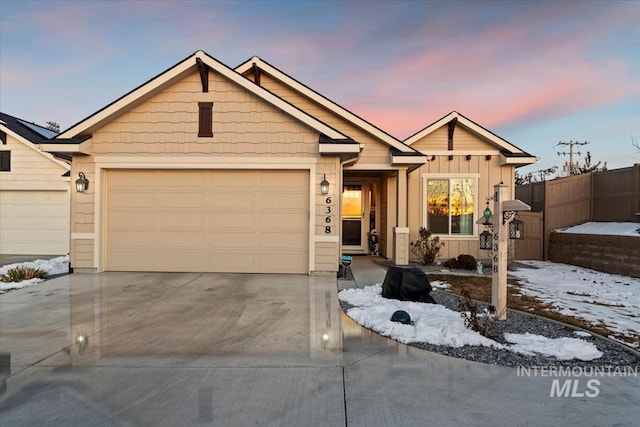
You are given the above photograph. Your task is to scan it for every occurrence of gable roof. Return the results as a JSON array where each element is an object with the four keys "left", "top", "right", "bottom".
[
  {"left": 0, "top": 112, "right": 57, "bottom": 142},
  {"left": 55, "top": 51, "right": 352, "bottom": 144},
  {"left": 404, "top": 111, "right": 537, "bottom": 166},
  {"left": 235, "top": 56, "right": 423, "bottom": 157},
  {"left": 0, "top": 112, "right": 71, "bottom": 168}
]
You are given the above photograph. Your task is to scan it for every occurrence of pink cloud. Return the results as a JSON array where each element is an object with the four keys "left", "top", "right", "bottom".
[{"left": 321, "top": 6, "right": 640, "bottom": 140}]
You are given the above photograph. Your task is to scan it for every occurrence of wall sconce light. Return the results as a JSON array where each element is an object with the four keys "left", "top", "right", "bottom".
[
  {"left": 76, "top": 334, "right": 89, "bottom": 354},
  {"left": 485, "top": 155, "right": 492, "bottom": 161},
  {"left": 466, "top": 154, "right": 472, "bottom": 161},
  {"left": 509, "top": 216, "right": 525, "bottom": 239},
  {"left": 75, "top": 172, "right": 89, "bottom": 193},
  {"left": 320, "top": 174, "right": 329, "bottom": 195},
  {"left": 448, "top": 155, "right": 454, "bottom": 161}
]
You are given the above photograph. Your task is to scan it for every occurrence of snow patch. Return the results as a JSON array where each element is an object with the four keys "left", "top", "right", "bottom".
[
  {"left": 339, "top": 283, "right": 604, "bottom": 360},
  {"left": 0, "top": 256, "right": 69, "bottom": 293}
]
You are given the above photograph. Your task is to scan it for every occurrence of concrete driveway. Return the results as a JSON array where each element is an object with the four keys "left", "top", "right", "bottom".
[{"left": 0, "top": 271, "right": 638, "bottom": 426}]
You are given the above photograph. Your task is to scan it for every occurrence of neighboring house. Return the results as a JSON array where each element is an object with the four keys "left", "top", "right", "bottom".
[
  {"left": 0, "top": 112, "right": 71, "bottom": 255},
  {"left": 42, "top": 50, "right": 536, "bottom": 274}
]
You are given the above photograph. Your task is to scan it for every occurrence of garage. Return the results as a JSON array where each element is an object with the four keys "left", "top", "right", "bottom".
[
  {"left": 105, "top": 169, "right": 309, "bottom": 273},
  {"left": 0, "top": 190, "right": 70, "bottom": 255}
]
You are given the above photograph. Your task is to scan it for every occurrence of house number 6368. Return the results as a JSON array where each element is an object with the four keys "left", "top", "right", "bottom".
[{"left": 324, "top": 196, "right": 333, "bottom": 234}]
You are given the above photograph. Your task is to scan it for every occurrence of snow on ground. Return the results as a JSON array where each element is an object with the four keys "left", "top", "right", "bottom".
[
  {"left": 510, "top": 261, "right": 640, "bottom": 348},
  {"left": 340, "top": 284, "right": 499, "bottom": 348},
  {"left": 0, "top": 256, "right": 69, "bottom": 293},
  {"left": 557, "top": 222, "right": 640, "bottom": 236},
  {"left": 339, "top": 283, "right": 603, "bottom": 361},
  {"left": 504, "top": 333, "right": 603, "bottom": 361}
]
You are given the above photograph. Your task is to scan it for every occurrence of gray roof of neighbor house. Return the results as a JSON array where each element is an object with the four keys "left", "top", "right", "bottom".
[
  {"left": 0, "top": 112, "right": 58, "bottom": 142},
  {"left": 0, "top": 112, "right": 71, "bottom": 162}
]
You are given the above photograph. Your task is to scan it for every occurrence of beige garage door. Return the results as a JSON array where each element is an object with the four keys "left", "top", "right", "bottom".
[
  {"left": 0, "top": 190, "right": 69, "bottom": 255},
  {"left": 105, "top": 170, "right": 309, "bottom": 273}
]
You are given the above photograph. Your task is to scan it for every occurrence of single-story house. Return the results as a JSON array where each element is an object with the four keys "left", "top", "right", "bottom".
[
  {"left": 0, "top": 112, "right": 71, "bottom": 255},
  {"left": 42, "top": 50, "right": 536, "bottom": 274}
]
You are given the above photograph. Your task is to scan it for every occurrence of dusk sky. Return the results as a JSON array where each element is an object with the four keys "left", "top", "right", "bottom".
[{"left": 1, "top": 0, "right": 638, "bottom": 176}]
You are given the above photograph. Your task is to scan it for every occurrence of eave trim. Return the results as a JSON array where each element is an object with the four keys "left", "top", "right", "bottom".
[{"left": 40, "top": 139, "right": 92, "bottom": 155}]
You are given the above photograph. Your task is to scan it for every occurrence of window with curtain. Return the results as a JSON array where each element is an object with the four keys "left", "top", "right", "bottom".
[{"left": 426, "top": 178, "right": 475, "bottom": 235}]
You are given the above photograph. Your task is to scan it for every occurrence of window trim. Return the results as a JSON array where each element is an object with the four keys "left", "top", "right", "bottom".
[{"left": 421, "top": 173, "right": 479, "bottom": 237}]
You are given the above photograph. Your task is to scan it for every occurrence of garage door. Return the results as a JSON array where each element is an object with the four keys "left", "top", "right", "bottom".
[
  {"left": 0, "top": 190, "right": 69, "bottom": 255},
  {"left": 105, "top": 170, "right": 309, "bottom": 273}
]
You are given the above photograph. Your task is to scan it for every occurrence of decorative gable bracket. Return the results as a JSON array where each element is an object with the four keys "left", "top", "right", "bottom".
[{"left": 196, "top": 57, "right": 209, "bottom": 93}]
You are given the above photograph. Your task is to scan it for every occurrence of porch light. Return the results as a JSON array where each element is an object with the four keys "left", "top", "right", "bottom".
[
  {"left": 76, "top": 334, "right": 89, "bottom": 353},
  {"left": 75, "top": 172, "right": 89, "bottom": 193},
  {"left": 509, "top": 216, "right": 525, "bottom": 239},
  {"left": 479, "top": 230, "right": 493, "bottom": 250},
  {"left": 320, "top": 174, "right": 330, "bottom": 195}
]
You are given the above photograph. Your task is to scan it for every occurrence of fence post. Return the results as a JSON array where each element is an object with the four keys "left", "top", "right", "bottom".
[{"left": 634, "top": 164, "right": 640, "bottom": 221}]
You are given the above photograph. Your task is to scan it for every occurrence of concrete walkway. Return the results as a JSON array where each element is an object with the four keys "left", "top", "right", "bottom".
[{"left": 0, "top": 266, "right": 638, "bottom": 426}]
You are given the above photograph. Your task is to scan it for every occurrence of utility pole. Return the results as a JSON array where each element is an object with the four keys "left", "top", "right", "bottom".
[{"left": 556, "top": 140, "right": 589, "bottom": 175}]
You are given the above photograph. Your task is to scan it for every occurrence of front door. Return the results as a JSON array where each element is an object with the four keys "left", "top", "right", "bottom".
[
  {"left": 342, "top": 184, "right": 364, "bottom": 251},
  {"left": 342, "top": 181, "right": 378, "bottom": 254}
]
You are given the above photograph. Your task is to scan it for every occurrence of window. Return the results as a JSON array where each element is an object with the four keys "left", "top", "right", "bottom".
[
  {"left": 424, "top": 177, "right": 476, "bottom": 235},
  {"left": 0, "top": 151, "right": 10, "bottom": 172},
  {"left": 198, "top": 102, "right": 213, "bottom": 137}
]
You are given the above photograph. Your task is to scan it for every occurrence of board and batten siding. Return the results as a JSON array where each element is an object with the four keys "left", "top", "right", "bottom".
[{"left": 407, "top": 129, "right": 515, "bottom": 261}]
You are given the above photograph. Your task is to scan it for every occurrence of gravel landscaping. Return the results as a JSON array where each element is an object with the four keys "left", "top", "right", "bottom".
[{"left": 340, "top": 289, "right": 640, "bottom": 369}]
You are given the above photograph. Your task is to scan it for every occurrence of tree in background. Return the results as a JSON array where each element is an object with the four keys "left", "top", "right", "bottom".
[
  {"left": 576, "top": 151, "right": 607, "bottom": 174},
  {"left": 515, "top": 166, "right": 558, "bottom": 185}
]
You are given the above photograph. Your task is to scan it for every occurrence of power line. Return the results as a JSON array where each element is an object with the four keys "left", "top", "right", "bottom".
[{"left": 556, "top": 140, "right": 589, "bottom": 175}]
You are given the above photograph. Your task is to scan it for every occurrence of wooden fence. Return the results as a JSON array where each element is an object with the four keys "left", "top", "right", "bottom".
[
  {"left": 515, "top": 164, "right": 640, "bottom": 260},
  {"left": 514, "top": 211, "right": 543, "bottom": 260}
]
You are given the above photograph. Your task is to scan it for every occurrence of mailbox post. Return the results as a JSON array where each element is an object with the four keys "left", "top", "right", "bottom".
[{"left": 490, "top": 183, "right": 530, "bottom": 320}]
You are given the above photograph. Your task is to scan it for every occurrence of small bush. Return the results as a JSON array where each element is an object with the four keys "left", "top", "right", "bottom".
[
  {"left": 458, "top": 288, "right": 497, "bottom": 340},
  {"left": 409, "top": 227, "right": 445, "bottom": 265},
  {"left": 457, "top": 254, "right": 477, "bottom": 270},
  {"left": 443, "top": 254, "right": 477, "bottom": 270},
  {"left": 0, "top": 266, "right": 48, "bottom": 283}
]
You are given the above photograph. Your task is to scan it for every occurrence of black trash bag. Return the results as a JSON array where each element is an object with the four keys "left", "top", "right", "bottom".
[{"left": 382, "top": 266, "right": 436, "bottom": 304}]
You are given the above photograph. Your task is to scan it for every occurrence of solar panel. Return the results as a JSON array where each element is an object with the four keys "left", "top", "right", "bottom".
[{"left": 17, "top": 119, "right": 59, "bottom": 138}]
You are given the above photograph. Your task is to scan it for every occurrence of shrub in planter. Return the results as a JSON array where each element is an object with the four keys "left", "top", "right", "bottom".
[
  {"left": 443, "top": 258, "right": 461, "bottom": 269},
  {"left": 443, "top": 254, "right": 477, "bottom": 270},
  {"left": 457, "top": 254, "right": 477, "bottom": 270}
]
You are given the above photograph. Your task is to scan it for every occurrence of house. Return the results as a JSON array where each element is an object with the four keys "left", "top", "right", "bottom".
[
  {"left": 42, "top": 50, "right": 536, "bottom": 274},
  {"left": 0, "top": 112, "right": 71, "bottom": 255}
]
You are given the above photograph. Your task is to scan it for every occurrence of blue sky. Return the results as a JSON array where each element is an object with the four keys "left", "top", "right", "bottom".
[{"left": 1, "top": 0, "right": 638, "bottom": 176}]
